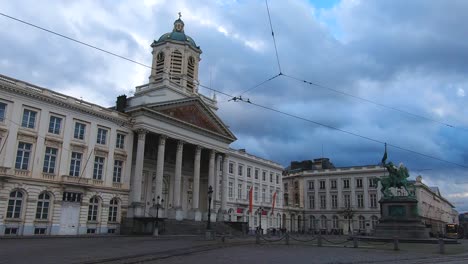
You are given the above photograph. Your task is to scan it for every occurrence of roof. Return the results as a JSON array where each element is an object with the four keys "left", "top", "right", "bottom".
[{"left": 153, "top": 17, "right": 200, "bottom": 50}]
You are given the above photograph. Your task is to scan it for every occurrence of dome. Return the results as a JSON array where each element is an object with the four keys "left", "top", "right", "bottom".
[{"left": 153, "top": 17, "right": 199, "bottom": 50}]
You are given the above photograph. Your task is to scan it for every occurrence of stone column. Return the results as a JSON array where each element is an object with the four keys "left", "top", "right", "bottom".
[
  {"left": 155, "top": 136, "right": 166, "bottom": 199},
  {"left": 192, "top": 146, "right": 202, "bottom": 221},
  {"left": 215, "top": 154, "right": 222, "bottom": 201},
  {"left": 219, "top": 154, "right": 229, "bottom": 220},
  {"left": 208, "top": 150, "right": 216, "bottom": 221},
  {"left": 131, "top": 129, "right": 147, "bottom": 217},
  {"left": 174, "top": 140, "right": 184, "bottom": 220}
]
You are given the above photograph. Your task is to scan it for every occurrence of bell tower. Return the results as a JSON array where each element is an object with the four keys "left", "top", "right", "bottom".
[{"left": 149, "top": 13, "right": 202, "bottom": 94}]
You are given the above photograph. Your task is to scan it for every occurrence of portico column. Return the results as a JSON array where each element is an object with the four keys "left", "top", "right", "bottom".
[
  {"left": 220, "top": 154, "right": 229, "bottom": 216},
  {"left": 192, "top": 146, "right": 202, "bottom": 221},
  {"left": 208, "top": 150, "right": 216, "bottom": 211},
  {"left": 174, "top": 140, "right": 184, "bottom": 220},
  {"left": 155, "top": 135, "right": 166, "bottom": 216},
  {"left": 131, "top": 129, "right": 147, "bottom": 216}
]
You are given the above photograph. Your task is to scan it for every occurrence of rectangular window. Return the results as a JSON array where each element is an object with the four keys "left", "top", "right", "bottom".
[
  {"left": 320, "top": 195, "right": 326, "bottom": 209},
  {"left": 43, "top": 147, "right": 58, "bottom": 174},
  {"left": 69, "top": 152, "right": 82, "bottom": 176},
  {"left": 247, "top": 167, "right": 252, "bottom": 178},
  {"left": 15, "top": 142, "right": 32, "bottom": 170},
  {"left": 369, "top": 178, "right": 378, "bottom": 188},
  {"left": 62, "top": 192, "right": 82, "bottom": 202},
  {"left": 34, "top": 228, "right": 46, "bottom": 235},
  {"left": 262, "top": 188, "right": 266, "bottom": 202},
  {"left": 331, "top": 180, "right": 337, "bottom": 189},
  {"left": 343, "top": 179, "right": 350, "bottom": 189},
  {"left": 319, "top": 180, "right": 326, "bottom": 190},
  {"left": 262, "top": 171, "right": 266, "bottom": 181},
  {"left": 331, "top": 195, "right": 338, "bottom": 209},
  {"left": 0, "top": 102, "right": 7, "bottom": 122},
  {"left": 254, "top": 187, "right": 259, "bottom": 201},
  {"left": 96, "top": 128, "right": 108, "bottom": 145},
  {"left": 228, "top": 182, "right": 233, "bottom": 198},
  {"left": 308, "top": 181, "right": 314, "bottom": 190},
  {"left": 344, "top": 194, "right": 351, "bottom": 208},
  {"left": 229, "top": 163, "right": 234, "bottom": 174},
  {"left": 87, "top": 228, "right": 96, "bottom": 234},
  {"left": 270, "top": 173, "right": 273, "bottom": 183},
  {"left": 4, "top": 228, "right": 18, "bottom": 235},
  {"left": 370, "top": 193, "right": 377, "bottom": 208},
  {"left": 21, "top": 109, "right": 37, "bottom": 128},
  {"left": 107, "top": 229, "right": 116, "bottom": 234},
  {"left": 238, "top": 165, "right": 243, "bottom": 176},
  {"left": 276, "top": 174, "right": 279, "bottom": 184},
  {"left": 254, "top": 169, "right": 259, "bottom": 179},
  {"left": 284, "top": 183, "right": 288, "bottom": 192},
  {"left": 93, "top": 156, "right": 105, "bottom": 180},
  {"left": 356, "top": 178, "right": 363, "bottom": 188},
  {"left": 74, "top": 122, "right": 86, "bottom": 140},
  {"left": 113, "top": 160, "right": 123, "bottom": 183},
  {"left": 357, "top": 194, "right": 364, "bottom": 208},
  {"left": 116, "top": 133, "right": 125, "bottom": 149},
  {"left": 309, "top": 195, "right": 315, "bottom": 209},
  {"left": 48, "top": 116, "right": 62, "bottom": 134},
  {"left": 238, "top": 183, "right": 242, "bottom": 199}
]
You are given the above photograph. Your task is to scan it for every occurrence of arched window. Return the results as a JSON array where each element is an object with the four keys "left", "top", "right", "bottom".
[
  {"left": 7, "top": 190, "right": 23, "bottom": 218},
  {"left": 186, "top": 56, "right": 195, "bottom": 91},
  {"left": 155, "top": 52, "right": 165, "bottom": 82},
  {"left": 36, "top": 192, "right": 51, "bottom": 220},
  {"left": 332, "top": 215, "right": 339, "bottom": 229},
  {"left": 88, "top": 197, "right": 100, "bottom": 221},
  {"left": 359, "top": 215, "right": 366, "bottom": 230},
  {"left": 320, "top": 215, "right": 327, "bottom": 229},
  {"left": 309, "top": 215, "right": 316, "bottom": 229},
  {"left": 371, "top": 216, "right": 379, "bottom": 230},
  {"left": 170, "top": 50, "right": 182, "bottom": 84},
  {"left": 108, "top": 198, "right": 119, "bottom": 222}
]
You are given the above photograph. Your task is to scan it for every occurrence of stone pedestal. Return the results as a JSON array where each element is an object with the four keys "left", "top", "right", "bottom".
[{"left": 374, "top": 197, "right": 430, "bottom": 239}]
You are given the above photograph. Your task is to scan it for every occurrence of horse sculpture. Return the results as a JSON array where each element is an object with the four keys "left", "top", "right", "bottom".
[{"left": 378, "top": 145, "right": 415, "bottom": 197}]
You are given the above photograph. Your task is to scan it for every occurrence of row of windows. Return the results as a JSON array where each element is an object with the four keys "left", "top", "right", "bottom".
[
  {"left": 0, "top": 103, "right": 127, "bottom": 148},
  {"left": 228, "top": 162, "right": 280, "bottom": 184},
  {"left": 306, "top": 193, "right": 378, "bottom": 209},
  {"left": 6, "top": 190, "right": 120, "bottom": 223},
  {"left": 227, "top": 182, "right": 280, "bottom": 203},
  {"left": 306, "top": 178, "right": 378, "bottom": 190},
  {"left": 308, "top": 215, "right": 379, "bottom": 230},
  {"left": 15, "top": 142, "right": 124, "bottom": 182}
]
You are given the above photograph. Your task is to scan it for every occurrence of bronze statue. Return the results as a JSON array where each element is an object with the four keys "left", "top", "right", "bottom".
[{"left": 378, "top": 144, "right": 415, "bottom": 197}]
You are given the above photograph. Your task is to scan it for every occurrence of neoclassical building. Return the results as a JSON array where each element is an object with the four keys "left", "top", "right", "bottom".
[
  {"left": 282, "top": 158, "right": 385, "bottom": 234},
  {"left": 0, "top": 16, "right": 283, "bottom": 236}
]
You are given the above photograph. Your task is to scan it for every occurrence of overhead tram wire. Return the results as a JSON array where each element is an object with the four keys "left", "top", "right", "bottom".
[
  {"left": 282, "top": 73, "right": 468, "bottom": 132},
  {"left": 265, "top": 0, "right": 282, "bottom": 74},
  {"left": 1, "top": 12, "right": 467, "bottom": 169}
]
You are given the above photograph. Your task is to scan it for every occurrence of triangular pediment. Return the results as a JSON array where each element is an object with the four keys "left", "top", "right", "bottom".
[{"left": 147, "top": 98, "right": 236, "bottom": 141}]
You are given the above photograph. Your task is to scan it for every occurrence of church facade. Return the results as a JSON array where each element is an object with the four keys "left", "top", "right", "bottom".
[{"left": 0, "top": 17, "right": 283, "bottom": 236}]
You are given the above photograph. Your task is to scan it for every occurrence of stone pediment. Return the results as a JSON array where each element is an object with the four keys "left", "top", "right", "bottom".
[{"left": 148, "top": 98, "right": 236, "bottom": 141}]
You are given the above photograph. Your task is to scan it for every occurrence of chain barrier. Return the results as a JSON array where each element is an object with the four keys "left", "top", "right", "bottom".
[
  {"left": 259, "top": 234, "right": 287, "bottom": 243},
  {"left": 288, "top": 235, "right": 317, "bottom": 242},
  {"left": 321, "top": 236, "right": 352, "bottom": 245}
]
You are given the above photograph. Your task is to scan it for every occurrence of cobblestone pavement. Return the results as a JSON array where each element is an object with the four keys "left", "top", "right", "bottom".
[{"left": 1, "top": 236, "right": 467, "bottom": 264}]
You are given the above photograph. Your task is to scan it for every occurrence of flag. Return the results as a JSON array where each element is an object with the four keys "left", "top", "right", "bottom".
[
  {"left": 381, "top": 143, "right": 387, "bottom": 165},
  {"left": 271, "top": 191, "right": 277, "bottom": 214},
  {"left": 248, "top": 186, "right": 253, "bottom": 214}
]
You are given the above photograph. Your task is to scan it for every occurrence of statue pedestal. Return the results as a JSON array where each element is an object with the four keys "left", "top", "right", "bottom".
[{"left": 374, "top": 197, "right": 430, "bottom": 239}]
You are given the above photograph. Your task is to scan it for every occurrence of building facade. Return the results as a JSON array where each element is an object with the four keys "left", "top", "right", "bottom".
[
  {"left": 282, "top": 158, "right": 385, "bottom": 235},
  {"left": 0, "top": 17, "right": 283, "bottom": 236}
]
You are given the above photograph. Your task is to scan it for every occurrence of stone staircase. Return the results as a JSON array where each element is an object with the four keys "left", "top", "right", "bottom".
[{"left": 161, "top": 220, "right": 245, "bottom": 236}]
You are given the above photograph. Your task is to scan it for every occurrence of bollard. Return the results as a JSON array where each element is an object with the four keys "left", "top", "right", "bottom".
[
  {"left": 438, "top": 238, "right": 445, "bottom": 254},
  {"left": 393, "top": 237, "right": 399, "bottom": 251},
  {"left": 317, "top": 233, "right": 322, "bottom": 247},
  {"left": 353, "top": 236, "right": 358, "bottom": 248},
  {"left": 286, "top": 233, "right": 290, "bottom": 245},
  {"left": 256, "top": 231, "right": 260, "bottom": 244}
]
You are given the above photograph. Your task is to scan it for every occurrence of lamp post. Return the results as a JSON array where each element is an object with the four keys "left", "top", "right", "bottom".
[
  {"left": 256, "top": 207, "right": 263, "bottom": 234},
  {"left": 207, "top": 185, "right": 213, "bottom": 230},
  {"left": 153, "top": 195, "right": 164, "bottom": 237},
  {"left": 342, "top": 205, "right": 354, "bottom": 235}
]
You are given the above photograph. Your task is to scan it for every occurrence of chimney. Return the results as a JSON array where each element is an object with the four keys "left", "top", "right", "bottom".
[{"left": 116, "top": 95, "right": 127, "bottom": 112}]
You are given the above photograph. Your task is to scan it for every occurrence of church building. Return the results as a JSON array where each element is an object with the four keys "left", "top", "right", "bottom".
[{"left": 0, "top": 16, "right": 283, "bottom": 236}]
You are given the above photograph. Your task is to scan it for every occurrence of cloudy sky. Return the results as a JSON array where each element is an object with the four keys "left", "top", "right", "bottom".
[{"left": 1, "top": 0, "right": 467, "bottom": 212}]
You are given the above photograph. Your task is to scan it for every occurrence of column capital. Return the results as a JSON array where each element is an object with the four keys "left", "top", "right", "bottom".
[
  {"left": 159, "top": 135, "right": 167, "bottom": 146},
  {"left": 195, "top": 145, "right": 203, "bottom": 154},
  {"left": 177, "top": 140, "right": 184, "bottom": 151},
  {"left": 136, "top": 129, "right": 149, "bottom": 140}
]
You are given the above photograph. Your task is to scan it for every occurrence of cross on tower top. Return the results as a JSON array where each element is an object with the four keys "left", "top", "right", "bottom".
[{"left": 178, "top": 12, "right": 182, "bottom": 19}]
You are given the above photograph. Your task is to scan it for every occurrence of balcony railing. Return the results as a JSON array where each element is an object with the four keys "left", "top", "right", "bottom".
[
  {"left": 14, "top": 169, "right": 31, "bottom": 177},
  {"left": 42, "top": 173, "right": 56, "bottom": 180}
]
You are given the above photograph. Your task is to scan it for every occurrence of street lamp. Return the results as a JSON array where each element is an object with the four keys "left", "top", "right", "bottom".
[
  {"left": 342, "top": 205, "right": 354, "bottom": 235},
  {"left": 153, "top": 195, "right": 164, "bottom": 237},
  {"left": 207, "top": 185, "right": 213, "bottom": 230},
  {"left": 256, "top": 207, "right": 263, "bottom": 233}
]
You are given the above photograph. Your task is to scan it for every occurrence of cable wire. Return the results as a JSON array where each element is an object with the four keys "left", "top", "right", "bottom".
[
  {"left": 239, "top": 73, "right": 282, "bottom": 95},
  {"left": 1, "top": 12, "right": 466, "bottom": 169},
  {"left": 265, "top": 0, "right": 282, "bottom": 74}
]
